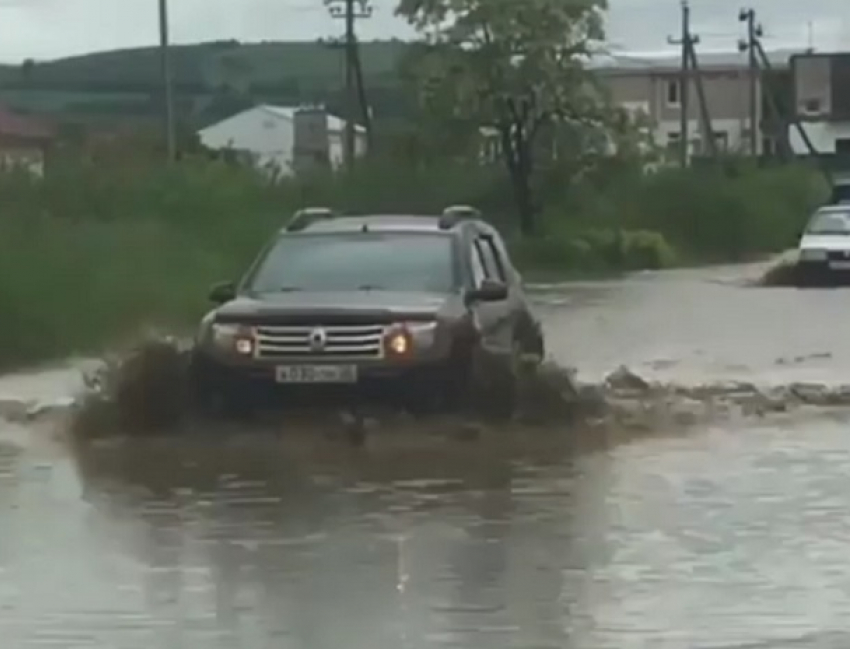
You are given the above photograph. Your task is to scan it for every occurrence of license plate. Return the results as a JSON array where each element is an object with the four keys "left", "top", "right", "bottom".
[
  {"left": 275, "top": 365, "right": 358, "bottom": 384},
  {"left": 829, "top": 261, "right": 850, "bottom": 270}
]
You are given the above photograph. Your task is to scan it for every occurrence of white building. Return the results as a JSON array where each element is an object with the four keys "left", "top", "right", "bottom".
[
  {"left": 197, "top": 104, "right": 367, "bottom": 176},
  {"left": 788, "top": 52, "right": 850, "bottom": 156}
]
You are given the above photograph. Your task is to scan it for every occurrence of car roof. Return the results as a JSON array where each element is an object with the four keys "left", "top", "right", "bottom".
[{"left": 281, "top": 214, "right": 483, "bottom": 235}]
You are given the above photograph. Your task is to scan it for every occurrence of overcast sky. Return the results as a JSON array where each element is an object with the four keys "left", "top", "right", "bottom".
[{"left": 0, "top": 0, "right": 846, "bottom": 62}]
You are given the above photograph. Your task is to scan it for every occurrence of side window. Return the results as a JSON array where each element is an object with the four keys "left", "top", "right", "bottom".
[
  {"left": 478, "top": 236, "right": 506, "bottom": 281},
  {"left": 470, "top": 241, "right": 487, "bottom": 287}
]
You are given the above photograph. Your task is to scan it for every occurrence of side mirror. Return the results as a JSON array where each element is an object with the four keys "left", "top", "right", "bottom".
[
  {"left": 208, "top": 281, "right": 236, "bottom": 304},
  {"left": 465, "top": 279, "right": 508, "bottom": 305}
]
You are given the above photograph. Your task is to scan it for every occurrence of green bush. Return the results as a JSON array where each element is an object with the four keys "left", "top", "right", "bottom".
[
  {"left": 0, "top": 154, "right": 826, "bottom": 368},
  {"left": 511, "top": 227, "right": 678, "bottom": 276}
]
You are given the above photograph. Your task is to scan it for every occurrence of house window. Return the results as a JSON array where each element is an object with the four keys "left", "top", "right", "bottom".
[
  {"left": 665, "top": 131, "right": 681, "bottom": 155},
  {"left": 713, "top": 131, "right": 729, "bottom": 151},
  {"left": 801, "top": 98, "right": 822, "bottom": 115},
  {"left": 666, "top": 80, "right": 680, "bottom": 107}
]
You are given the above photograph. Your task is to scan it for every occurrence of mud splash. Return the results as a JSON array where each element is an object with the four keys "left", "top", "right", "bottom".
[
  {"left": 756, "top": 249, "right": 850, "bottom": 288},
  {"left": 35, "top": 338, "right": 850, "bottom": 443}
]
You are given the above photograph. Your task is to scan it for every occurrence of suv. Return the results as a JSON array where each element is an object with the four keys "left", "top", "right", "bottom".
[{"left": 189, "top": 206, "right": 545, "bottom": 418}]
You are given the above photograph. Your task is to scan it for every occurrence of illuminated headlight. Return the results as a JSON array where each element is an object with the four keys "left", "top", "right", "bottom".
[
  {"left": 799, "top": 248, "right": 827, "bottom": 261},
  {"left": 383, "top": 322, "right": 438, "bottom": 358},
  {"left": 211, "top": 323, "right": 255, "bottom": 356}
]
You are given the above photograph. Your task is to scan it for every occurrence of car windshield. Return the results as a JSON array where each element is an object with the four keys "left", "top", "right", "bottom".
[
  {"left": 805, "top": 210, "right": 850, "bottom": 235},
  {"left": 247, "top": 232, "right": 457, "bottom": 293}
]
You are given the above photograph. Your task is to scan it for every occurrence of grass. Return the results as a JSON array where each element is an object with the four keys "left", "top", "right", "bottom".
[{"left": 0, "top": 154, "right": 828, "bottom": 370}]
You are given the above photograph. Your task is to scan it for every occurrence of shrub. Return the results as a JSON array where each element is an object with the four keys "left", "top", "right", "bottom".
[{"left": 0, "top": 154, "right": 825, "bottom": 368}]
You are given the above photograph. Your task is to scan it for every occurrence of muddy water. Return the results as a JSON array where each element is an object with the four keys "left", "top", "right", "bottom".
[{"left": 4, "top": 262, "right": 850, "bottom": 648}]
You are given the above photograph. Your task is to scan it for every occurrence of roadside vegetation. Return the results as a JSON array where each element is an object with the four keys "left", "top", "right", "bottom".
[
  {"left": 0, "top": 0, "right": 830, "bottom": 370},
  {"left": 0, "top": 156, "right": 825, "bottom": 370}
]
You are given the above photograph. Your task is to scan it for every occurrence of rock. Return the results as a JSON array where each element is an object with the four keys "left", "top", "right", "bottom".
[
  {"left": 452, "top": 422, "right": 484, "bottom": 442},
  {"left": 0, "top": 399, "right": 33, "bottom": 423},
  {"left": 605, "top": 366, "right": 651, "bottom": 393}
]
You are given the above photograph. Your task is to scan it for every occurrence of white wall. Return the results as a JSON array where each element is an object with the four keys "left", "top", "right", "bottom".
[
  {"left": 654, "top": 118, "right": 750, "bottom": 155},
  {"left": 198, "top": 107, "right": 295, "bottom": 174},
  {"left": 788, "top": 121, "right": 850, "bottom": 155},
  {"left": 199, "top": 107, "right": 368, "bottom": 176},
  {"left": 327, "top": 130, "right": 368, "bottom": 169}
]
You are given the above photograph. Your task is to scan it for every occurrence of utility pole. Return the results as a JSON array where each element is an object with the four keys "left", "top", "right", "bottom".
[
  {"left": 739, "top": 8, "right": 761, "bottom": 156},
  {"left": 158, "top": 0, "right": 176, "bottom": 161},
  {"left": 668, "top": 1, "right": 696, "bottom": 167},
  {"left": 687, "top": 41, "right": 719, "bottom": 159},
  {"left": 325, "top": 0, "right": 372, "bottom": 170}
]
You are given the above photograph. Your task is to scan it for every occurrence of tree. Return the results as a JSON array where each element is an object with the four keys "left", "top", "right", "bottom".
[
  {"left": 20, "top": 58, "right": 36, "bottom": 85},
  {"left": 396, "top": 0, "right": 609, "bottom": 235}
]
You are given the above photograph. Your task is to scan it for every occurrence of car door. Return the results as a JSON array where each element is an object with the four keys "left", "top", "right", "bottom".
[
  {"left": 488, "top": 230, "right": 543, "bottom": 357},
  {"left": 467, "top": 231, "right": 517, "bottom": 356}
]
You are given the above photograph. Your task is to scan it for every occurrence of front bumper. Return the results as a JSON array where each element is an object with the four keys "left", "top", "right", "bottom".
[
  {"left": 796, "top": 258, "right": 850, "bottom": 284},
  {"left": 191, "top": 350, "right": 460, "bottom": 406}
]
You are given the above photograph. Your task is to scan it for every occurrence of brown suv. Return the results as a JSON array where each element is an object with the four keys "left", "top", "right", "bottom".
[{"left": 189, "top": 206, "right": 545, "bottom": 417}]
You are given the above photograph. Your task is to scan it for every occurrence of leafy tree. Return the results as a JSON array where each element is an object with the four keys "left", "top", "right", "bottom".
[
  {"left": 396, "top": 0, "right": 609, "bottom": 235},
  {"left": 20, "top": 58, "right": 36, "bottom": 84}
]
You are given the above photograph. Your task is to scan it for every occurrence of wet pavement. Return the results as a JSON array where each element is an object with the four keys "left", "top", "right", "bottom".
[{"left": 4, "top": 261, "right": 850, "bottom": 648}]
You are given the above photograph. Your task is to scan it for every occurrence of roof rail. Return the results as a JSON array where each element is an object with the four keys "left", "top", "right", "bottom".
[
  {"left": 286, "top": 207, "right": 338, "bottom": 232},
  {"left": 439, "top": 204, "right": 481, "bottom": 229}
]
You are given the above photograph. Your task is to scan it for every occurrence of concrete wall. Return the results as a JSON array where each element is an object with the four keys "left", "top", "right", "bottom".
[
  {"left": 603, "top": 68, "right": 761, "bottom": 155},
  {"left": 789, "top": 121, "right": 850, "bottom": 154}
]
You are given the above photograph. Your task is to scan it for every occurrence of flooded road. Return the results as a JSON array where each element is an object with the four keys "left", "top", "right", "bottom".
[{"left": 4, "top": 261, "right": 850, "bottom": 648}]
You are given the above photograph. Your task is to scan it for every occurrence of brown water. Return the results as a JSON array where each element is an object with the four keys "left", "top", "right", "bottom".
[{"left": 4, "top": 261, "right": 850, "bottom": 649}]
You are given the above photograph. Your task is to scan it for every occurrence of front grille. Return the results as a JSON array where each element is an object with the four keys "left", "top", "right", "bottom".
[
  {"left": 254, "top": 323, "right": 386, "bottom": 359},
  {"left": 827, "top": 250, "right": 850, "bottom": 261}
]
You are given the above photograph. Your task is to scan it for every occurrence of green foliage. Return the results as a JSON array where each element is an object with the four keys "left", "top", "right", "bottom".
[
  {"left": 396, "top": 0, "right": 612, "bottom": 234},
  {"left": 510, "top": 226, "right": 677, "bottom": 275},
  {"left": 0, "top": 157, "right": 824, "bottom": 369}
]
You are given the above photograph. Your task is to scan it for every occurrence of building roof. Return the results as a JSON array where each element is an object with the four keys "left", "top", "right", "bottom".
[
  {"left": 0, "top": 106, "right": 53, "bottom": 140},
  {"left": 590, "top": 47, "right": 808, "bottom": 74},
  {"left": 260, "top": 104, "right": 367, "bottom": 134}
]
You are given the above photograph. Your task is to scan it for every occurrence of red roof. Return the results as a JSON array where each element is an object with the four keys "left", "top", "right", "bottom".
[{"left": 0, "top": 106, "right": 53, "bottom": 140}]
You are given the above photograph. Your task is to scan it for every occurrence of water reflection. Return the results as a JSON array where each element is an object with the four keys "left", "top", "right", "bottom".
[
  {"left": 5, "top": 403, "right": 850, "bottom": 648},
  {"left": 56, "top": 428, "right": 579, "bottom": 649}
]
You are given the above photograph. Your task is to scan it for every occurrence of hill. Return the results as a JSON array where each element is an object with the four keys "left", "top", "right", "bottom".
[{"left": 0, "top": 39, "right": 413, "bottom": 126}]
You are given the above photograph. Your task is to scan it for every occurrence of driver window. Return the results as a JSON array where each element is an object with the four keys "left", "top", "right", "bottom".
[
  {"left": 476, "top": 237, "right": 503, "bottom": 280},
  {"left": 470, "top": 241, "right": 487, "bottom": 287}
]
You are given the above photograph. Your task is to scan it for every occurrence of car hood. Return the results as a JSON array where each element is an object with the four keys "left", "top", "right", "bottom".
[
  {"left": 214, "top": 290, "right": 461, "bottom": 324},
  {"left": 799, "top": 234, "right": 850, "bottom": 251}
]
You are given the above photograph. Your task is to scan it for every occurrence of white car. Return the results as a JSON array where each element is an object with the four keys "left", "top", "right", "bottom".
[{"left": 797, "top": 205, "right": 850, "bottom": 273}]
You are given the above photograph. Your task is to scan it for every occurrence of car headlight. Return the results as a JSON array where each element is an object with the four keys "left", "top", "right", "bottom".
[
  {"left": 383, "top": 322, "right": 438, "bottom": 358},
  {"left": 799, "top": 248, "right": 827, "bottom": 261},
  {"left": 211, "top": 323, "right": 256, "bottom": 356}
]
